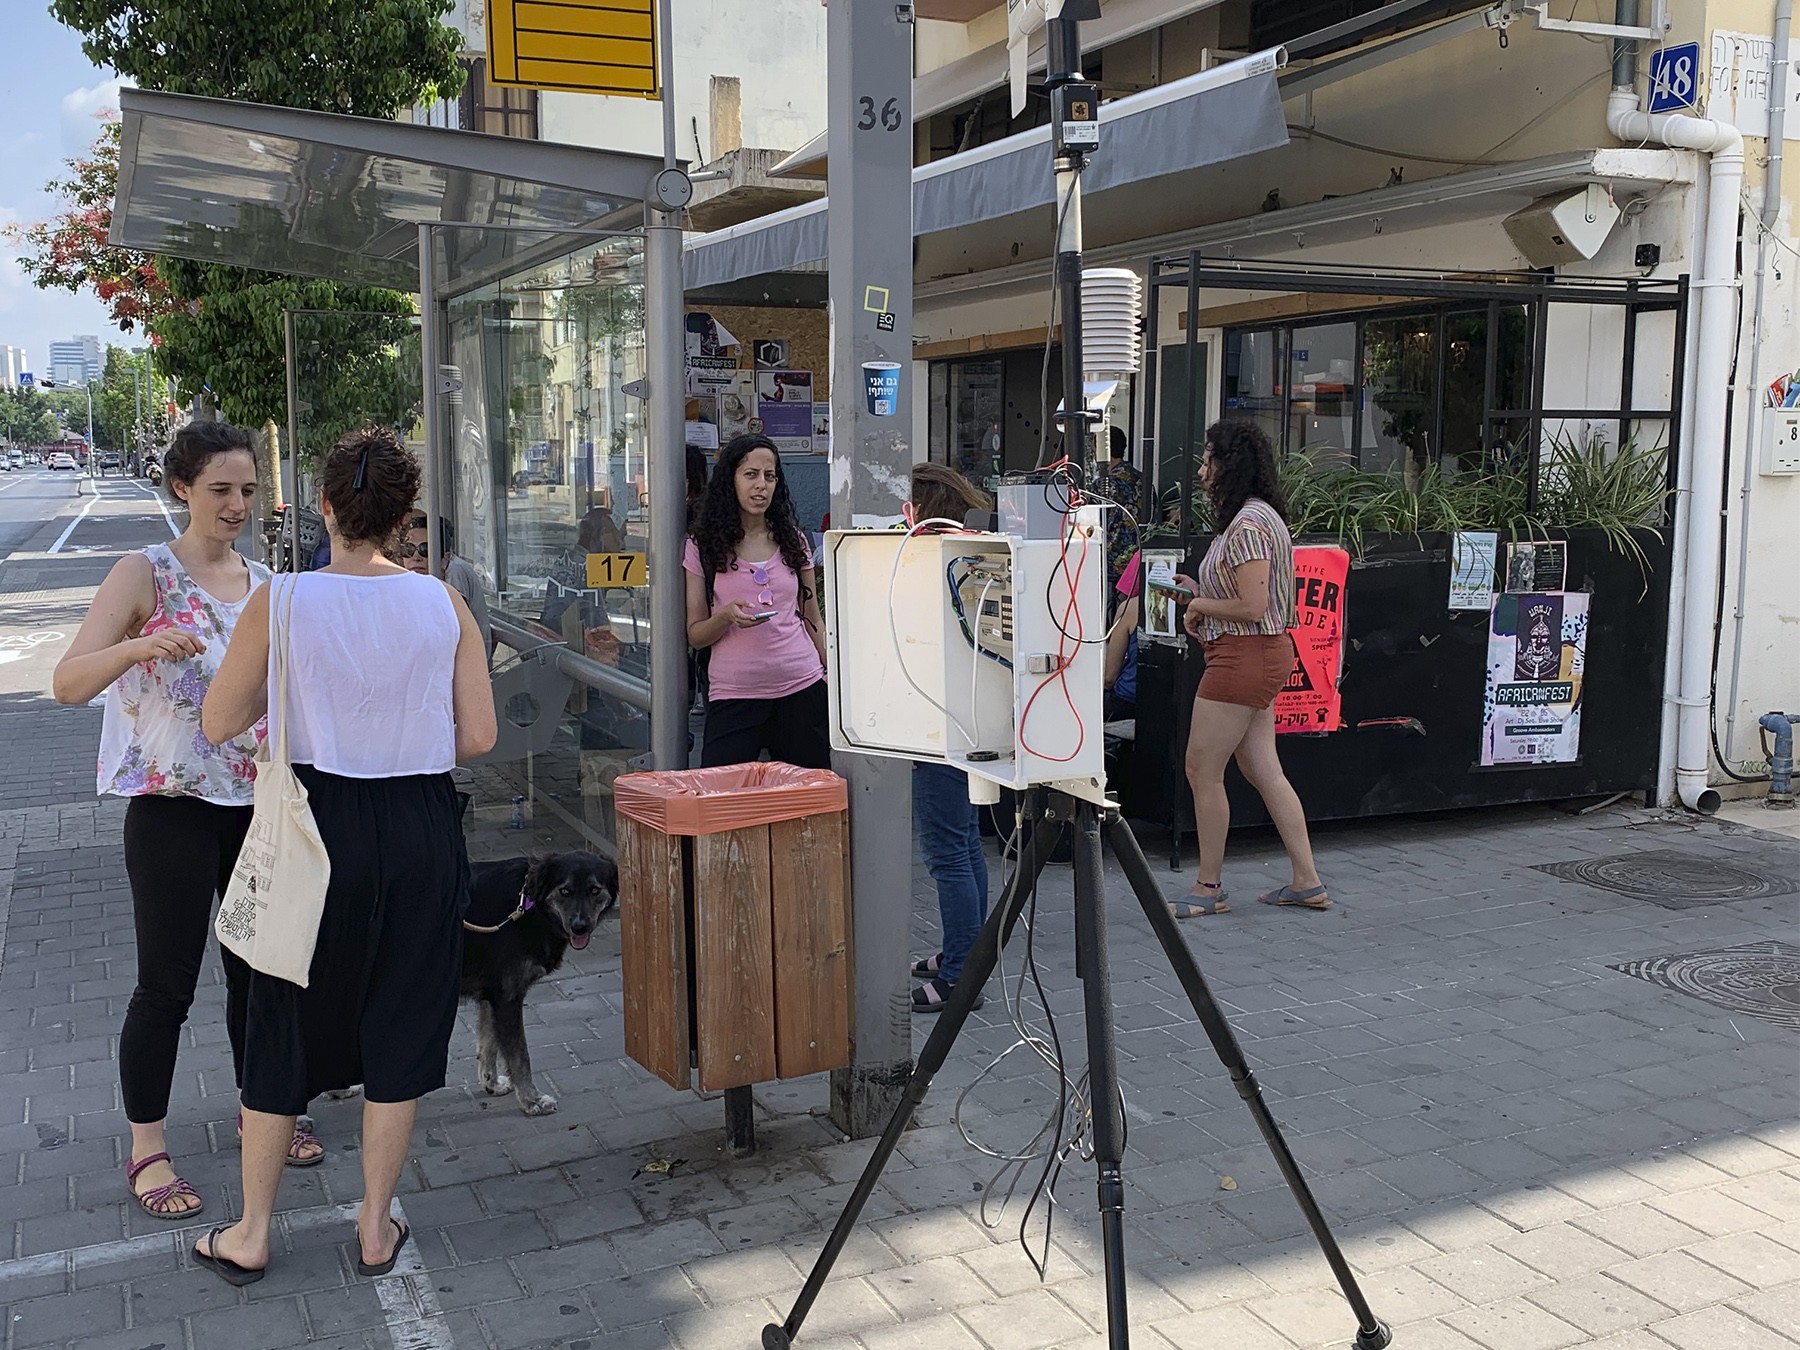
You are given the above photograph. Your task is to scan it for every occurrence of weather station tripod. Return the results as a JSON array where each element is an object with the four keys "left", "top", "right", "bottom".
[{"left": 763, "top": 789, "right": 1393, "bottom": 1350}]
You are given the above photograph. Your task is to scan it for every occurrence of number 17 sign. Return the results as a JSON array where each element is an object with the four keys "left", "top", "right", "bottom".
[{"left": 1648, "top": 42, "right": 1701, "bottom": 114}]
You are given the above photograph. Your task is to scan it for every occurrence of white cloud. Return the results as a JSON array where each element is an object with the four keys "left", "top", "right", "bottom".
[{"left": 60, "top": 77, "right": 134, "bottom": 155}]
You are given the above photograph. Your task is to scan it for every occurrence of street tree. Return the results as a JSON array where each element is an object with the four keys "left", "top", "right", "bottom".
[
  {"left": 43, "top": 0, "right": 465, "bottom": 468},
  {"left": 0, "top": 390, "right": 61, "bottom": 449}
]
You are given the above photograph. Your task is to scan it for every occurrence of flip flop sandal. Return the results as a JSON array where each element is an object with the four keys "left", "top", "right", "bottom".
[
  {"left": 193, "top": 1225, "right": 265, "bottom": 1286},
  {"left": 237, "top": 1113, "right": 326, "bottom": 1167},
  {"left": 356, "top": 1218, "right": 411, "bottom": 1278},
  {"left": 910, "top": 952, "right": 943, "bottom": 977},
  {"left": 124, "top": 1152, "right": 203, "bottom": 1220},
  {"left": 1259, "top": 884, "right": 1332, "bottom": 910}
]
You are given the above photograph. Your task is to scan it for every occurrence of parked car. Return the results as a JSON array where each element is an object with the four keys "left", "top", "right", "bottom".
[
  {"left": 98, "top": 452, "right": 121, "bottom": 472},
  {"left": 49, "top": 453, "right": 78, "bottom": 471},
  {"left": 0, "top": 456, "right": 12, "bottom": 472},
  {"left": 6, "top": 452, "right": 21, "bottom": 470}
]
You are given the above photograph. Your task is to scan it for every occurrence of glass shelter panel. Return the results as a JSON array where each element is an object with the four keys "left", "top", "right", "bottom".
[{"left": 444, "top": 232, "right": 652, "bottom": 850}]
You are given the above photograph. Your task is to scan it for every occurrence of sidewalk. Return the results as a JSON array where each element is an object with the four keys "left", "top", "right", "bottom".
[{"left": 1, "top": 504, "right": 1797, "bottom": 1350}]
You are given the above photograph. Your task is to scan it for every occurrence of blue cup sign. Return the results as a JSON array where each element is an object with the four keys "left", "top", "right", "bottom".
[{"left": 863, "top": 361, "right": 902, "bottom": 417}]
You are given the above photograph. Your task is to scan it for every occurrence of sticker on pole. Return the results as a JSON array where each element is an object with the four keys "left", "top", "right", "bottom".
[
  {"left": 1648, "top": 42, "right": 1700, "bottom": 114},
  {"left": 863, "top": 362, "right": 902, "bottom": 417}
]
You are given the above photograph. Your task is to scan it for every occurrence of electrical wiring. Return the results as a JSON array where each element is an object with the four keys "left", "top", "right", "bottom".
[
  {"left": 1018, "top": 507, "right": 1091, "bottom": 764},
  {"left": 971, "top": 575, "right": 997, "bottom": 749},
  {"left": 946, "top": 558, "right": 1015, "bottom": 670},
  {"left": 886, "top": 517, "right": 982, "bottom": 749}
]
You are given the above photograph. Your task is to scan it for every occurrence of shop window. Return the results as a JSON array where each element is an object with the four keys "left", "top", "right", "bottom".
[
  {"left": 461, "top": 57, "right": 539, "bottom": 140},
  {"left": 1287, "top": 322, "right": 1357, "bottom": 465},
  {"left": 1363, "top": 313, "right": 1436, "bottom": 476},
  {"left": 1221, "top": 329, "right": 1284, "bottom": 450},
  {"left": 1220, "top": 303, "right": 1532, "bottom": 479}
]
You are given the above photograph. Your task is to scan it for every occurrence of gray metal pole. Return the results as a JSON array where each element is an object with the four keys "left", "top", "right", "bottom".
[
  {"left": 826, "top": 0, "right": 915, "bottom": 1140},
  {"left": 284, "top": 309, "right": 301, "bottom": 570},
  {"left": 647, "top": 0, "right": 688, "bottom": 778},
  {"left": 419, "top": 224, "right": 445, "bottom": 577}
]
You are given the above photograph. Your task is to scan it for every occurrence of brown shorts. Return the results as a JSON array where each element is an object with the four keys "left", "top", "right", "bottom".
[{"left": 1197, "top": 633, "right": 1295, "bottom": 710}]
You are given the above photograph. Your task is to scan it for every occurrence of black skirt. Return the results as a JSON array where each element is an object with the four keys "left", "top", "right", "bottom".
[{"left": 225, "top": 765, "right": 470, "bottom": 1116}]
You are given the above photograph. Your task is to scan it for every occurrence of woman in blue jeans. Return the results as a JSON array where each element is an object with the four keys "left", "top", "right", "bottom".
[{"left": 906, "top": 465, "right": 995, "bottom": 1012}]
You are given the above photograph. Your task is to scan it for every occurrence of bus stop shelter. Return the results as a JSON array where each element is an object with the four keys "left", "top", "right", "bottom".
[{"left": 111, "top": 86, "right": 673, "bottom": 850}]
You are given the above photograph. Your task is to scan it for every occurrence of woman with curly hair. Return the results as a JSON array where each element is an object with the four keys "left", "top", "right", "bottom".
[
  {"left": 1172, "top": 420, "right": 1329, "bottom": 917},
  {"left": 684, "top": 434, "right": 829, "bottom": 768}
]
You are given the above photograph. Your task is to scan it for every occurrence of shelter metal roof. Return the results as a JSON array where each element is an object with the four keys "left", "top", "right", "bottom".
[{"left": 112, "top": 88, "right": 663, "bottom": 295}]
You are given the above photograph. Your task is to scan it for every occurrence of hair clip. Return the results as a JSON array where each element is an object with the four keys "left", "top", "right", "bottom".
[{"left": 352, "top": 444, "right": 371, "bottom": 492}]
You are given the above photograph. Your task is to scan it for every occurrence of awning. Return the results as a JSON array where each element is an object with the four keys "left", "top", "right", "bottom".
[
  {"left": 685, "top": 48, "right": 1289, "bottom": 292},
  {"left": 112, "top": 88, "right": 663, "bottom": 295}
]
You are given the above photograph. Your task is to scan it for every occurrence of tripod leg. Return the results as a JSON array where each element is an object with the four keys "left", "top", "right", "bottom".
[
  {"left": 1071, "top": 803, "right": 1132, "bottom": 1350},
  {"left": 764, "top": 804, "right": 1066, "bottom": 1350},
  {"left": 1104, "top": 816, "right": 1393, "bottom": 1350}
]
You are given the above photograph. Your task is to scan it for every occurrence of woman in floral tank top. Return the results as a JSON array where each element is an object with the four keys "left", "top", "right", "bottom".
[
  {"left": 1169, "top": 421, "right": 1330, "bottom": 919},
  {"left": 53, "top": 422, "right": 322, "bottom": 1221}
]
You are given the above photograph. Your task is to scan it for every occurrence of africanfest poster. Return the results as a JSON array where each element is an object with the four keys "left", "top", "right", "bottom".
[
  {"left": 1481, "top": 591, "right": 1590, "bottom": 766},
  {"left": 1274, "top": 546, "right": 1349, "bottom": 734}
]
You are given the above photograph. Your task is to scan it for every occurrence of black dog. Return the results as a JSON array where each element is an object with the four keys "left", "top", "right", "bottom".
[{"left": 461, "top": 852, "right": 617, "bottom": 1115}]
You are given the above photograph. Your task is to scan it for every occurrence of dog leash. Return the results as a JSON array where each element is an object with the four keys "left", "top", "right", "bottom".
[{"left": 463, "top": 886, "right": 534, "bottom": 934}]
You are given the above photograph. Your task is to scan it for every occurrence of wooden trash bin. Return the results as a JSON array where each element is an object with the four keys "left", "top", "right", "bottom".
[{"left": 613, "top": 764, "right": 852, "bottom": 1093}]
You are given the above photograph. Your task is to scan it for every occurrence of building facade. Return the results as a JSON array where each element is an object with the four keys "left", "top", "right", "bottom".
[
  {"left": 0, "top": 346, "right": 26, "bottom": 388},
  {"left": 46, "top": 335, "right": 101, "bottom": 387}
]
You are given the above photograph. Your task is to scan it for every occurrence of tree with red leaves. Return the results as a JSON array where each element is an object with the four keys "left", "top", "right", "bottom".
[{"left": 8, "top": 116, "right": 170, "bottom": 334}]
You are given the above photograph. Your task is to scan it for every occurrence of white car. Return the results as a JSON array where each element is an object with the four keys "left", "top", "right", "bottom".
[
  {"left": 5, "top": 452, "right": 20, "bottom": 469},
  {"left": 49, "top": 453, "right": 78, "bottom": 471}
]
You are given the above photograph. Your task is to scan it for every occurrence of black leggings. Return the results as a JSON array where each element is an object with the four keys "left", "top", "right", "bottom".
[
  {"left": 120, "top": 795, "right": 253, "bottom": 1124},
  {"left": 700, "top": 679, "right": 832, "bottom": 769}
]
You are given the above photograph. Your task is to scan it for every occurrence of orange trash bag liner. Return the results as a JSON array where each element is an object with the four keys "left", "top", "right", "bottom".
[{"left": 613, "top": 762, "right": 849, "bottom": 836}]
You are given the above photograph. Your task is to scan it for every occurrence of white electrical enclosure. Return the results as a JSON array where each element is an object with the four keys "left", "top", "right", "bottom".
[{"left": 824, "top": 526, "right": 1109, "bottom": 803}]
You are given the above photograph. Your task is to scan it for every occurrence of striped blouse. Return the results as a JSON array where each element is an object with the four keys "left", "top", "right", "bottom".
[{"left": 1192, "top": 497, "right": 1296, "bottom": 641}]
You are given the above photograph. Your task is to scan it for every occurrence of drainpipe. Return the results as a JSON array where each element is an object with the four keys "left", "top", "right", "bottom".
[
  {"left": 1762, "top": 712, "right": 1798, "bottom": 805},
  {"left": 1606, "top": 17, "right": 1744, "bottom": 815},
  {"left": 1722, "top": 0, "right": 1792, "bottom": 772}
]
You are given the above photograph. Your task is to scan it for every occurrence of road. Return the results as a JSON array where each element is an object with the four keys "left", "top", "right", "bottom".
[{"left": 0, "top": 469, "right": 176, "bottom": 704}]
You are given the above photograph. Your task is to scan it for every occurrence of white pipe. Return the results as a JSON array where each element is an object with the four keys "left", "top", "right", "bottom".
[
  {"left": 1606, "top": 87, "right": 1743, "bottom": 813},
  {"left": 1722, "top": 0, "right": 1792, "bottom": 770}
]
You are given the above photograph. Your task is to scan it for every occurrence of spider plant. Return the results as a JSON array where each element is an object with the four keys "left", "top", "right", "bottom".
[{"left": 1537, "top": 429, "right": 1668, "bottom": 569}]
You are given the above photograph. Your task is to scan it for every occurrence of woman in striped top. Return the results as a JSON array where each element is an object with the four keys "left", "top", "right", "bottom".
[{"left": 1170, "top": 421, "right": 1329, "bottom": 917}]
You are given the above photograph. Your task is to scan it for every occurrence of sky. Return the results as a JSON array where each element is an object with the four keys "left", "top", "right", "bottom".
[{"left": 0, "top": 6, "right": 132, "bottom": 376}]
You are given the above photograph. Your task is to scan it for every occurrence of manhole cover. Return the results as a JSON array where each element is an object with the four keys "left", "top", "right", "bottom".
[
  {"left": 1534, "top": 849, "right": 1795, "bottom": 908},
  {"left": 1610, "top": 941, "right": 1800, "bottom": 1028}
]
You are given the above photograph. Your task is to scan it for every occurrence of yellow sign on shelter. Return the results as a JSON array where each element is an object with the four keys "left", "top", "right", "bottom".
[{"left": 487, "top": 0, "right": 661, "bottom": 98}]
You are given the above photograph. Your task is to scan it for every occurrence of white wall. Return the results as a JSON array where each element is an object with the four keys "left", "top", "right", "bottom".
[{"left": 525, "top": 3, "right": 826, "bottom": 159}]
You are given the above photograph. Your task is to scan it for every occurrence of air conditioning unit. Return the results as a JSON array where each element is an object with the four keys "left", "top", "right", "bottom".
[{"left": 1503, "top": 185, "right": 1620, "bottom": 267}]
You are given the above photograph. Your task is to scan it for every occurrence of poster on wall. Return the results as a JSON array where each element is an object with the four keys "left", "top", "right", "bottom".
[
  {"left": 1480, "top": 591, "right": 1589, "bottom": 766},
  {"left": 1274, "top": 546, "right": 1349, "bottom": 735},
  {"left": 756, "top": 370, "right": 814, "bottom": 452},
  {"left": 812, "top": 402, "right": 832, "bottom": 456},
  {"left": 717, "top": 374, "right": 755, "bottom": 441},
  {"left": 1138, "top": 549, "right": 1184, "bottom": 640},
  {"left": 1449, "top": 531, "right": 1499, "bottom": 610},
  {"left": 1506, "top": 540, "right": 1567, "bottom": 594}
]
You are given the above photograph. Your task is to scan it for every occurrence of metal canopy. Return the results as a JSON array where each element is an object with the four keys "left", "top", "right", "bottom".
[
  {"left": 686, "top": 50, "right": 1288, "bottom": 292},
  {"left": 111, "top": 88, "right": 663, "bottom": 295}
]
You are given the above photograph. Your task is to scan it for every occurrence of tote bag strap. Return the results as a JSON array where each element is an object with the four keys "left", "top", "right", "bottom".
[{"left": 269, "top": 575, "right": 297, "bottom": 768}]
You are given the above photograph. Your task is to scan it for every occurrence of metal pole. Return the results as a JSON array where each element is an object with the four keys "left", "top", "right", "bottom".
[
  {"left": 647, "top": 0, "right": 689, "bottom": 779},
  {"left": 825, "top": 0, "right": 916, "bottom": 1141},
  {"left": 1049, "top": 18, "right": 1092, "bottom": 475},
  {"left": 419, "top": 224, "right": 445, "bottom": 577},
  {"left": 285, "top": 309, "right": 302, "bottom": 570}
]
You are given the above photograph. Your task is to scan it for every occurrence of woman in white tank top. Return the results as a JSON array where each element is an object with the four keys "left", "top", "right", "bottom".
[{"left": 194, "top": 428, "right": 497, "bottom": 1285}]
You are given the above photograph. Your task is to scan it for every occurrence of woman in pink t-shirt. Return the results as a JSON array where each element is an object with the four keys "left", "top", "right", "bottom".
[{"left": 684, "top": 435, "right": 830, "bottom": 768}]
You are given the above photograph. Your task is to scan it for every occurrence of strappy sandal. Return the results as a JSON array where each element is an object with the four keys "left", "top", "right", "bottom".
[
  {"left": 911, "top": 976, "right": 984, "bottom": 1014},
  {"left": 1170, "top": 883, "right": 1229, "bottom": 918},
  {"left": 911, "top": 952, "right": 943, "bottom": 977},
  {"left": 125, "top": 1151, "right": 202, "bottom": 1220},
  {"left": 237, "top": 1112, "right": 325, "bottom": 1167},
  {"left": 1258, "top": 883, "right": 1332, "bottom": 910}
]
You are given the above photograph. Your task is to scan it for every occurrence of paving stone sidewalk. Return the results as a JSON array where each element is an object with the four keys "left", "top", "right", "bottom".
[{"left": 2, "top": 518, "right": 1798, "bottom": 1350}]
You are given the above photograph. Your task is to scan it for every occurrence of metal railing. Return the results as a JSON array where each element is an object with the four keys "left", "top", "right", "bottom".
[{"left": 489, "top": 613, "right": 653, "bottom": 712}]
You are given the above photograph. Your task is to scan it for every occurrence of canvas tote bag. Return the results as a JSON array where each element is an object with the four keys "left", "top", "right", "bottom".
[{"left": 215, "top": 575, "right": 332, "bottom": 986}]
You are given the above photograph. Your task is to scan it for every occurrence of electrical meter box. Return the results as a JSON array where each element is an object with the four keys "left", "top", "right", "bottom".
[
  {"left": 824, "top": 526, "right": 1109, "bottom": 803},
  {"left": 1763, "top": 409, "right": 1800, "bottom": 475}
]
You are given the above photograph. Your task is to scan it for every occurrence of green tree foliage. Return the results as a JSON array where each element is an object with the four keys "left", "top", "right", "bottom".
[
  {"left": 48, "top": 0, "right": 465, "bottom": 458},
  {"left": 89, "top": 345, "right": 170, "bottom": 454},
  {"left": 0, "top": 390, "right": 63, "bottom": 448}
]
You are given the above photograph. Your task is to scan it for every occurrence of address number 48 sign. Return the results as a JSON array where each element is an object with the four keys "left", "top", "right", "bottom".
[{"left": 1648, "top": 42, "right": 1701, "bottom": 114}]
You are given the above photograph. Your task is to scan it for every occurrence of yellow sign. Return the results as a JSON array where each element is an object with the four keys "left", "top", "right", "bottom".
[
  {"left": 586, "top": 552, "right": 648, "bottom": 587},
  {"left": 487, "top": 0, "right": 661, "bottom": 98}
]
